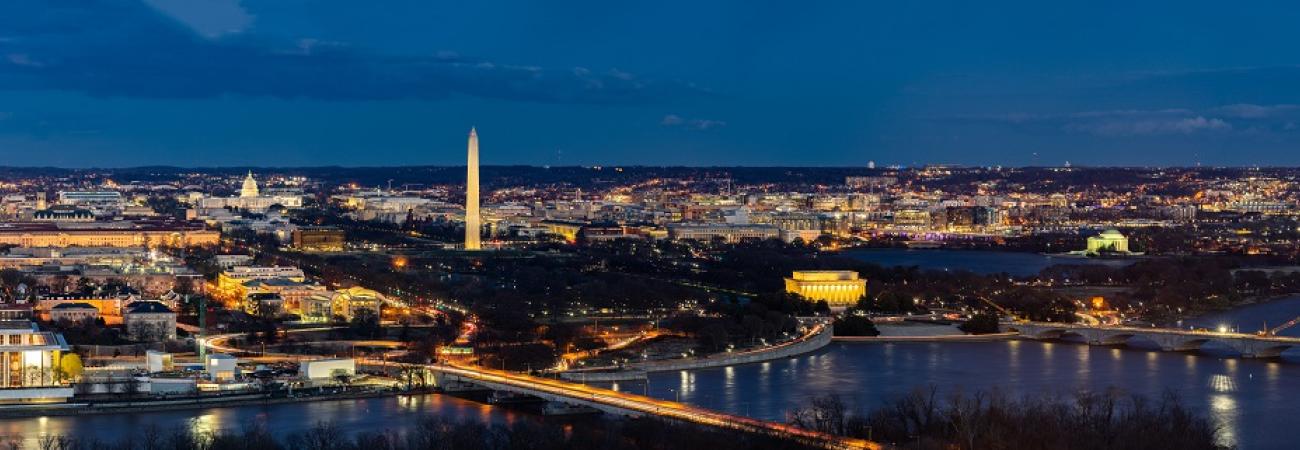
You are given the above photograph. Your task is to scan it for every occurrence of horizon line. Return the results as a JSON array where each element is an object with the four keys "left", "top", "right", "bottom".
[{"left": 0, "top": 164, "right": 1283, "bottom": 171}]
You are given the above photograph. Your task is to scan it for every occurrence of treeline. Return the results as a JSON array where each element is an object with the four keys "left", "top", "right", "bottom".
[
  {"left": 663, "top": 292, "right": 812, "bottom": 352},
  {"left": 789, "top": 388, "right": 1226, "bottom": 450},
  {"left": 13, "top": 417, "right": 817, "bottom": 450},
  {"left": 1041, "top": 257, "right": 1300, "bottom": 317}
]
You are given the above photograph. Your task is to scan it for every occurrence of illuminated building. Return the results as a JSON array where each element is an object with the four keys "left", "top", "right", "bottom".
[
  {"left": 0, "top": 220, "right": 219, "bottom": 248},
  {"left": 36, "top": 294, "right": 132, "bottom": 324},
  {"left": 667, "top": 223, "right": 780, "bottom": 243},
  {"left": 784, "top": 271, "right": 867, "bottom": 307},
  {"left": 212, "top": 266, "right": 306, "bottom": 306},
  {"left": 56, "top": 191, "right": 124, "bottom": 216},
  {"left": 332, "top": 286, "right": 384, "bottom": 320},
  {"left": 243, "top": 292, "right": 284, "bottom": 317},
  {"left": 197, "top": 171, "right": 303, "bottom": 212},
  {"left": 300, "top": 293, "right": 336, "bottom": 323},
  {"left": 48, "top": 303, "right": 100, "bottom": 324},
  {"left": 0, "top": 321, "right": 73, "bottom": 404},
  {"left": 0, "top": 246, "right": 148, "bottom": 269},
  {"left": 32, "top": 207, "right": 95, "bottom": 222},
  {"left": 465, "top": 128, "right": 482, "bottom": 250},
  {"left": 241, "top": 278, "right": 325, "bottom": 313},
  {"left": 541, "top": 219, "right": 584, "bottom": 242},
  {"left": 1076, "top": 228, "right": 1135, "bottom": 256},
  {"left": 298, "top": 287, "right": 384, "bottom": 322},
  {"left": 240, "top": 171, "right": 260, "bottom": 198},
  {"left": 300, "top": 358, "right": 356, "bottom": 383},
  {"left": 220, "top": 266, "right": 306, "bottom": 282},
  {"left": 204, "top": 353, "right": 238, "bottom": 381},
  {"left": 291, "top": 227, "right": 345, "bottom": 251}
]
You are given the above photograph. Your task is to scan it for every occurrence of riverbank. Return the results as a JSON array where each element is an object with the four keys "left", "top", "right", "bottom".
[
  {"left": 0, "top": 388, "right": 405, "bottom": 419},
  {"left": 560, "top": 322, "right": 834, "bottom": 381},
  {"left": 834, "top": 332, "right": 1017, "bottom": 342}
]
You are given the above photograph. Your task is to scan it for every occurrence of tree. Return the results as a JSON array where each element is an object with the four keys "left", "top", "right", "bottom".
[
  {"left": 832, "top": 315, "right": 880, "bottom": 336},
  {"left": 959, "top": 312, "right": 1001, "bottom": 335},
  {"left": 58, "top": 353, "right": 84, "bottom": 381}
]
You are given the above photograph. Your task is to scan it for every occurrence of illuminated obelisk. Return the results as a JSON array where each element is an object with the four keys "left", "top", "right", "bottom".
[{"left": 464, "top": 127, "right": 482, "bottom": 250}]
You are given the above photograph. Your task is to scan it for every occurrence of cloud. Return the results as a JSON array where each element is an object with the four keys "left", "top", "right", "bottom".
[
  {"left": 1211, "top": 103, "right": 1298, "bottom": 119},
  {"left": 946, "top": 105, "right": 1300, "bottom": 137},
  {"left": 141, "top": 0, "right": 253, "bottom": 38},
  {"left": 661, "top": 114, "right": 725, "bottom": 130},
  {"left": 0, "top": 0, "right": 711, "bottom": 105},
  {"left": 1064, "top": 116, "right": 1231, "bottom": 137}
]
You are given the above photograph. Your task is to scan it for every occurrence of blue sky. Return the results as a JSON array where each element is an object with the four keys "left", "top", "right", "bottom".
[{"left": 5, "top": 1, "right": 1300, "bottom": 167}]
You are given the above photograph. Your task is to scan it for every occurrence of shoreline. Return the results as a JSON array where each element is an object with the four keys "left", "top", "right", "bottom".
[
  {"left": 833, "top": 332, "right": 1018, "bottom": 342},
  {"left": 560, "top": 323, "right": 834, "bottom": 381},
  {"left": 1168, "top": 292, "right": 1300, "bottom": 327},
  {"left": 0, "top": 389, "right": 408, "bottom": 419}
]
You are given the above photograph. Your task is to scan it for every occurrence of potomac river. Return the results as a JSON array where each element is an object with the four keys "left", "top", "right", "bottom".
[{"left": 3, "top": 297, "right": 1298, "bottom": 448}]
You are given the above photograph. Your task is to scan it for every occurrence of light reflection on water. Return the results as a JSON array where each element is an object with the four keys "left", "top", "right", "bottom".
[
  {"left": 640, "top": 340, "right": 1295, "bottom": 449},
  {"left": 0, "top": 394, "right": 520, "bottom": 448},
  {"left": 6, "top": 295, "right": 1300, "bottom": 449}
]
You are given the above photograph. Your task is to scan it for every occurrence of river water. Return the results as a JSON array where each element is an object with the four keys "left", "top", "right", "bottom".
[
  {"left": 845, "top": 248, "right": 1135, "bottom": 276},
  {"left": 3, "top": 300, "right": 1298, "bottom": 448}
]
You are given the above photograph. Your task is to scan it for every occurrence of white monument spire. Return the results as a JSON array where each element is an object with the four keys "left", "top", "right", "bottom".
[{"left": 464, "top": 128, "right": 482, "bottom": 250}]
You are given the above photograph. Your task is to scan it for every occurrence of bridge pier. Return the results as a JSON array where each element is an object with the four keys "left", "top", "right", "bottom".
[
  {"left": 1009, "top": 321, "right": 1297, "bottom": 359},
  {"left": 434, "top": 372, "right": 488, "bottom": 392},
  {"left": 1147, "top": 335, "right": 1210, "bottom": 352},
  {"left": 1221, "top": 339, "right": 1292, "bottom": 358},
  {"left": 1075, "top": 329, "right": 1134, "bottom": 346}
]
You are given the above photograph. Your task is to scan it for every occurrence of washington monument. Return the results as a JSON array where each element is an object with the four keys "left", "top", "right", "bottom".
[{"left": 464, "top": 127, "right": 482, "bottom": 250}]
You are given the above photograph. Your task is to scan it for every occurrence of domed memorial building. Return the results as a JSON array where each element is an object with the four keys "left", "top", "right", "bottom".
[{"left": 1072, "top": 228, "right": 1140, "bottom": 256}]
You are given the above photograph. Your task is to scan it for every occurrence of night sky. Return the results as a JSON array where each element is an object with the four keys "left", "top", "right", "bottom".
[{"left": 5, "top": 1, "right": 1300, "bottom": 167}]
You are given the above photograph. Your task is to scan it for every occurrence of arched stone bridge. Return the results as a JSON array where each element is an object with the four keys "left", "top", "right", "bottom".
[{"left": 1008, "top": 322, "right": 1300, "bottom": 358}]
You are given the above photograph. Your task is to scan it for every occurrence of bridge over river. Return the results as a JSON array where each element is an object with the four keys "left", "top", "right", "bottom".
[
  {"left": 1009, "top": 321, "right": 1300, "bottom": 357},
  {"left": 204, "top": 332, "right": 880, "bottom": 450}
]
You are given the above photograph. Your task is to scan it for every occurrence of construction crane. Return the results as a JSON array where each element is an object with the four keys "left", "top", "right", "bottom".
[
  {"left": 1262, "top": 316, "right": 1300, "bottom": 336},
  {"left": 974, "top": 295, "right": 1022, "bottom": 322}
]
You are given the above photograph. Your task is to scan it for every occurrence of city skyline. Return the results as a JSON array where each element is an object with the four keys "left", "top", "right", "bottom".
[
  {"left": 8, "top": 1, "right": 1300, "bottom": 167},
  {"left": 1, "top": 2, "right": 1296, "bottom": 449}
]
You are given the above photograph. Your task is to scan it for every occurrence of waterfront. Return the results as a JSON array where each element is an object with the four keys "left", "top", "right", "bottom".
[
  {"left": 4, "top": 299, "right": 1299, "bottom": 449},
  {"left": 0, "top": 394, "right": 526, "bottom": 447},
  {"left": 1181, "top": 294, "right": 1300, "bottom": 336},
  {"left": 638, "top": 339, "right": 1296, "bottom": 449},
  {"left": 846, "top": 248, "right": 1135, "bottom": 276}
]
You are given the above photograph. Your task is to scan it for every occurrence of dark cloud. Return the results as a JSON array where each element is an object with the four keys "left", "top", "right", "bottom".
[{"left": 0, "top": 0, "right": 710, "bottom": 105}]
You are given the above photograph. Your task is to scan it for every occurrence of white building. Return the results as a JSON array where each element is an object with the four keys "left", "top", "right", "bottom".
[
  {"left": 223, "top": 266, "right": 306, "bottom": 281},
  {"left": 198, "top": 172, "right": 303, "bottom": 212},
  {"left": 0, "top": 322, "right": 74, "bottom": 404},
  {"left": 300, "top": 358, "right": 356, "bottom": 381},
  {"left": 204, "top": 354, "right": 238, "bottom": 381}
]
